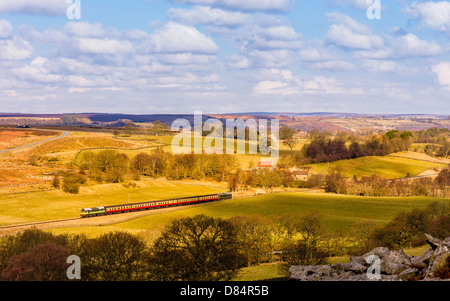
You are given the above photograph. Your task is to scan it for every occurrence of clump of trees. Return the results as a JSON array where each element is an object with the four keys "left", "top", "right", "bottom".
[
  {"left": 78, "top": 149, "right": 129, "bottom": 183},
  {"left": 228, "top": 169, "right": 295, "bottom": 191},
  {"left": 62, "top": 173, "right": 87, "bottom": 194},
  {"left": 73, "top": 148, "right": 236, "bottom": 193},
  {"left": 148, "top": 215, "right": 244, "bottom": 281},
  {"left": 361, "top": 202, "right": 450, "bottom": 252},
  {"left": 0, "top": 212, "right": 334, "bottom": 281},
  {"left": 300, "top": 130, "right": 413, "bottom": 164},
  {"left": 0, "top": 229, "right": 148, "bottom": 281}
]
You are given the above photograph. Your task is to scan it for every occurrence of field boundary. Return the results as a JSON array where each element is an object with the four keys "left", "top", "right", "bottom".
[{"left": 389, "top": 153, "right": 450, "bottom": 165}]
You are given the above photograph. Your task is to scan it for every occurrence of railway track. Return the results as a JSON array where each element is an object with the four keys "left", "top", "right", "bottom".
[
  {"left": 0, "top": 196, "right": 230, "bottom": 237},
  {"left": 0, "top": 217, "right": 81, "bottom": 231}
]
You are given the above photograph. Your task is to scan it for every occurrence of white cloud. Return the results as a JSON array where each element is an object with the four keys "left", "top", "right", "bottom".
[
  {"left": 158, "top": 53, "right": 216, "bottom": 65},
  {"left": 432, "top": 62, "right": 450, "bottom": 90},
  {"left": 0, "top": 0, "right": 67, "bottom": 16},
  {"left": 325, "top": 13, "right": 384, "bottom": 50},
  {"left": 406, "top": 1, "right": 450, "bottom": 35},
  {"left": 307, "top": 60, "right": 356, "bottom": 71},
  {"left": 355, "top": 33, "right": 443, "bottom": 59},
  {"left": 226, "top": 55, "right": 250, "bottom": 69},
  {"left": 76, "top": 38, "right": 135, "bottom": 54},
  {"left": 148, "top": 22, "right": 219, "bottom": 54},
  {"left": 326, "top": 12, "right": 371, "bottom": 34},
  {"left": 245, "top": 26, "right": 302, "bottom": 51},
  {"left": 261, "top": 25, "right": 300, "bottom": 41},
  {"left": 65, "top": 22, "right": 107, "bottom": 38},
  {"left": 393, "top": 33, "right": 443, "bottom": 57},
  {"left": 360, "top": 59, "right": 417, "bottom": 75},
  {"left": 0, "top": 20, "right": 33, "bottom": 60},
  {"left": 0, "top": 20, "right": 14, "bottom": 39},
  {"left": 168, "top": 6, "right": 249, "bottom": 26},
  {"left": 170, "top": 0, "right": 291, "bottom": 12},
  {"left": 13, "top": 57, "right": 63, "bottom": 83},
  {"left": 0, "top": 37, "right": 33, "bottom": 60},
  {"left": 298, "top": 46, "right": 338, "bottom": 62},
  {"left": 298, "top": 40, "right": 356, "bottom": 72},
  {"left": 247, "top": 49, "right": 294, "bottom": 68},
  {"left": 329, "top": 0, "right": 371, "bottom": 10},
  {"left": 253, "top": 69, "right": 362, "bottom": 95},
  {"left": 327, "top": 24, "right": 384, "bottom": 50}
]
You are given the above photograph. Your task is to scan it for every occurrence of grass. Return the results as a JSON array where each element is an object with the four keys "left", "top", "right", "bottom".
[
  {"left": 0, "top": 180, "right": 225, "bottom": 226},
  {"left": 47, "top": 190, "right": 449, "bottom": 240},
  {"left": 307, "top": 155, "right": 442, "bottom": 178},
  {"left": 232, "top": 263, "right": 288, "bottom": 281}
]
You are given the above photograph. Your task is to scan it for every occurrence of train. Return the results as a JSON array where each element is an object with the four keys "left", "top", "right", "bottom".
[{"left": 80, "top": 192, "right": 233, "bottom": 218}]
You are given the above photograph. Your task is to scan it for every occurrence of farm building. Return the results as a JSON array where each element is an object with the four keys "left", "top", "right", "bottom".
[
  {"left": 290, "top": 166, "right": 313, "bottom": 181},
  {"left": 257, "top": 160, "right": 274, "bottom": 169}
]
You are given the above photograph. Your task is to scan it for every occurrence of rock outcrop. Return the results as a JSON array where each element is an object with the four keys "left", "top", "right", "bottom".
[{"left": 289, "top": 234, "right": 450, "bottom": 281}]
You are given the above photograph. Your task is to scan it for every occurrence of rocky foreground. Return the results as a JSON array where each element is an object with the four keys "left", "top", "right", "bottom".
[{"left": 289, "top": 234, "right": 450, "bottom": 281}]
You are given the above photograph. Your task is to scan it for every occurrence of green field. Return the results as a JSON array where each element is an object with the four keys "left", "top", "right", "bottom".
[
  {"left": 47, "top": 189, "right": 449, "bottom": 240},
  {"left": 0, "top": 180, "right": 225, "bottom": 226},
  {"left": 2, "top": 179, "right": 447, "bottom": 281},
  {"left": 307, "top": 154, "right": 442, "bottom": 178}
]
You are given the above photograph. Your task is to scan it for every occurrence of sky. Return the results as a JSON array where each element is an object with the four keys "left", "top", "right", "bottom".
[{"left": 0, "top": 0, "right": 449, "bottom": 115}]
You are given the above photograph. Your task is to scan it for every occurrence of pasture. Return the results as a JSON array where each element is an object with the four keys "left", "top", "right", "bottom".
[{"left": 47, "top": 189, "right": 449, "bottom": 241}]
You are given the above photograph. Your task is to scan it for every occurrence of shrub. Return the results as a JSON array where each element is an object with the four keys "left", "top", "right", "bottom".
[
  {"left": 281, "top": 241, "right": 328, "bottom": 266},
  {"left": 80, "top": 232, "right": 147, "bottom": 281},
  {"left": 52, "top": 175, "right": 60, "bottom": 188},
  {"left": 1, "top": 243, "right": 70, "bottom": 281},
  {"left": 62, "top": 173, "right": 86, "bottom": 194}
]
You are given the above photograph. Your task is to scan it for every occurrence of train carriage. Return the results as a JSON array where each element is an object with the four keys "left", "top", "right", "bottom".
[{"left": 80, "top": 192, "right": 232, "bottom": 218}]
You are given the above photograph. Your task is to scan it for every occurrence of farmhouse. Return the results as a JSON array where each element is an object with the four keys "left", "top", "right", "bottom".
[
  {"left": 290, "top": 166, "right": 313, "bottom": 181},
  {"left": 257, "top": 160, "right": 274, "bottom": 169}
]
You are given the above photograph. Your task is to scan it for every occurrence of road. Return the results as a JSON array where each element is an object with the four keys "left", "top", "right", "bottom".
[{"left": 0, "top": 131, "right": 70, "bottom": 154}]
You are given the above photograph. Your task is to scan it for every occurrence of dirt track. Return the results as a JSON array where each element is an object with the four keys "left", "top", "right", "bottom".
[{"left": 0, "top": 131, "right": 69, "bottom": 154}]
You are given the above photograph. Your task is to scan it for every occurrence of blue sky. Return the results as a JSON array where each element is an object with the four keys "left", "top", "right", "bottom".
[{"left": 0, "top": 0, "right": 449, "bottom": 114}]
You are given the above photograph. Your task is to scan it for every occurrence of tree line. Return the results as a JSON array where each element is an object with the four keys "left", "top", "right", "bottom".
[
  {"left": 299, "top": 130, "right": 412, "bottom": 164},
  {"left": 61, "top": 148, "right": 236, "bottom": 193},
  {"left": 0, "top": 212, "right": 329, "bottom": 281}
]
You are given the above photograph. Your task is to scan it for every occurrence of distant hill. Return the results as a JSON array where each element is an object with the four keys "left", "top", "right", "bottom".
[{"left": 0, "top": 112, "right": 448, "bottom": 132}]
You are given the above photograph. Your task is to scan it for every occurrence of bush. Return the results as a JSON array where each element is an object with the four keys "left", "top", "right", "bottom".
[
  {"left": 281, "top": 241, "right": 328, "bottom": 266},
  {"left": 80, "top": 232, "right": 148, "bottom": 281},
  {"left": 366, "top": 204, "right": 449, "bottom": 249},
  {"left": 1, "top": 243, "right": 70, "bottom": 281},
  {"left": 52, "top": 175, "right": 60, "bottom": 188},
  {"left": 62, "top": 173, "right": 87, "bottom": 194}
]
